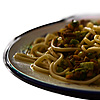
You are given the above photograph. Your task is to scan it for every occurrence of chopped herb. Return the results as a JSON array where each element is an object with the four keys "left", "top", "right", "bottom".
[
  {"left": 57, "top": 67, "right": 64, "bottom": 72},
  {"left": 80, "top": 62, "right": 94, "bottom": 70},
  {"left": 65, "top": 71, "right": 73, "bottom": 75},
  {"left": 29, "top": 45, "right": 32, "bottom": 49},
  {"left": 87, "top": 53, "right": 96, "bottom": 59},
  {"left": 70, "top": 39, "right": 79, "bottom": 45},
  {"left": 71, "top": 20, "right": 79, "bottom": 27},
  {"left": 75, "top": 68, "right": 83, "bottom": 72},
  {"left": 64, "top": 44, "right": 68, "bottom": 47},
  {"left": 79, "top": 25, "right": 83, "bottom": 30},
  {"left": 88, "top": 53, "right": 93, "bottom": 56}
]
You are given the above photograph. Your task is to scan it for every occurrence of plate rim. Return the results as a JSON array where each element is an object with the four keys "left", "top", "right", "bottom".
[{"left": 3, "top": 14, "right": 100, "bottom": 99}]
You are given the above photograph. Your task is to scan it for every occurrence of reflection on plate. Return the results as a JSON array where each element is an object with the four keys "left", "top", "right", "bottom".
[{"left": 3, "top": 14, "right": 100, "bottom": 99}]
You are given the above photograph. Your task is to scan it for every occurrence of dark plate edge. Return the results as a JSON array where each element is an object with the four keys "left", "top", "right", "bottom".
[{"left": 3, "top": 15, "right": 100, "bottom": 99}]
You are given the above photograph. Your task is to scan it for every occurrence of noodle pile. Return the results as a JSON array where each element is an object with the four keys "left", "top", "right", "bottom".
[{"left": 14, "top": 19, "right": 100, "bottom": 85}]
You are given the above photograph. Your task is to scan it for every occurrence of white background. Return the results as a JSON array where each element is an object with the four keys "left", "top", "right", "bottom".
[{"left": 1, "top": 0, "right": 100, "bottom": 100}]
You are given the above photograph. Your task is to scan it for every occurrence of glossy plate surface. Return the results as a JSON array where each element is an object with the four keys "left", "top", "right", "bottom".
[{"left": 3, "top": 14, "right": 100, "bottom": 99}]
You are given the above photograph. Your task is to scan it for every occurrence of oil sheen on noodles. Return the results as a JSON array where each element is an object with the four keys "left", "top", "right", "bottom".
[{"left": 14, "top": 20, "right": 100, "bottom": 85}]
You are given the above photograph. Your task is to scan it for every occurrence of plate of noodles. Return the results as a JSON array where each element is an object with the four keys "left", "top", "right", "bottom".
[{"left": 4, "top": 14, "right": 100, "bottom": 99}]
